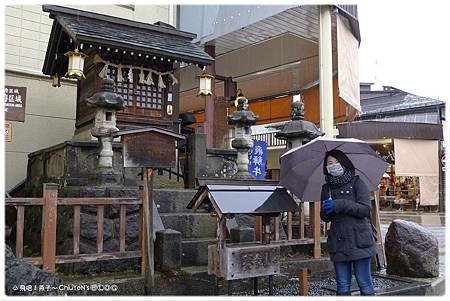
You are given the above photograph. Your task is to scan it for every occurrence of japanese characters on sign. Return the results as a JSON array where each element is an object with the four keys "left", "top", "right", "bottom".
[
  {"left": 4, "top": 86, "right": 27, "bottom": 122},
  {"left": 248, "top": 140, "right": 267, "bottom": 179}
]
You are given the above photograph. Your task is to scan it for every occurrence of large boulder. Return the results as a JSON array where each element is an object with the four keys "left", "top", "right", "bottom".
[
  {"left": 5, "top": 245, "right": 63, "bottom": 296},
  {"left": 385, "top": 219, "right": 439, "bottom": 278}
]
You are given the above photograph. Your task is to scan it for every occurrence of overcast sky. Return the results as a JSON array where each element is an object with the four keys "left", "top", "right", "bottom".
[{"left": 358, "top": 1, "right": 450, "bottom": 102}]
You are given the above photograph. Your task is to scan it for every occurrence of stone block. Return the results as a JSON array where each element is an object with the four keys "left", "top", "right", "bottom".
[
  {"left": 230, "top": 227, "right": 255, "bottom": 243},
  {"left": 155, "top": 229, "right": 181, "bottom": 270}
]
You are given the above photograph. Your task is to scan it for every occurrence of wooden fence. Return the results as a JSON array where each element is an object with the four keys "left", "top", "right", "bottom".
[
  {"left": 5, "top": 183, "right": 145, "bottom": 273},
  {"left": 254, "top": 191, "right": 385, "bottom": 264}
]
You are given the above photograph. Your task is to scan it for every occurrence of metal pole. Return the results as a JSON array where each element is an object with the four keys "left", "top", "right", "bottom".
[
  {"left": 319, "top": 5, "right": 334, "bottom": 138},
  {"left": 253, "top": 277, "right": 258, "bottom": 295},
  {"left": 227, "top": 280, "right": 232, "bottom": 296},
  {"left": 143, "top": 167, "right": 155, "bottom": 295}
]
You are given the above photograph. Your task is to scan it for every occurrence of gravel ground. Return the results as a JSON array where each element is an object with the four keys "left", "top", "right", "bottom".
[{"left": 238, "top": 275, "right": 406, "bottom": 296}]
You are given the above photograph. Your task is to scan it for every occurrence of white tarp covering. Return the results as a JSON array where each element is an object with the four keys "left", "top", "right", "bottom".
[
  {"left": 394, "top": 139, "right": 439, "bottom": 177},
  {"left": 419, "top": 176, "right": 439, "bottom": 206},
  {"left": 394, "top": 138, "right": 439, "bottom": 206},
  {"left": 337, "top": 15, "right": 361, "bottom": 111}
]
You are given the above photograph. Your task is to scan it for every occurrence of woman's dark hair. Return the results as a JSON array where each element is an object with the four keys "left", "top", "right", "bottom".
[{"left": 323, "top": 149, "right": 355, "bottom": 175}]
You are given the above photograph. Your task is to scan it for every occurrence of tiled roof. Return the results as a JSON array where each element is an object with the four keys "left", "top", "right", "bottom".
[{"left": 42, "top": 5, "right": 214, "bottom": 76}]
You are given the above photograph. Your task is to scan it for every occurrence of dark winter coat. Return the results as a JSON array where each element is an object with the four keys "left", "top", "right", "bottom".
[{"left": 320, "top": 175, "right": 377, "bottom": 262}]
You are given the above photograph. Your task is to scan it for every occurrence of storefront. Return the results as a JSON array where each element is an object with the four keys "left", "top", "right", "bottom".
[{"left": 337, "top": 121, "right": 444, "bottom": 211}]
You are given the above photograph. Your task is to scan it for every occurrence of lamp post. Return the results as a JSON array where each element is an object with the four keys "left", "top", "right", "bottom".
[{"left": 228, "top": 91, "right": 259, "bottom": 178}]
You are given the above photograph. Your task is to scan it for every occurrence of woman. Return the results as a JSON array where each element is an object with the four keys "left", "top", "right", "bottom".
[{"left": 320, "top": 149, "right": 377, "bottom": 296}]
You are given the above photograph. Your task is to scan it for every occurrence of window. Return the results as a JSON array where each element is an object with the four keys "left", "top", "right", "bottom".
[{"left": 107, "top": 67, "right": 165, "bottom": 117}]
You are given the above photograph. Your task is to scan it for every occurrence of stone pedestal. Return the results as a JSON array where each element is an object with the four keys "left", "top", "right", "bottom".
[
  {"left": 230, "top": 227, "right": 255, "bottom": 243},
  {"left": 155, "top": 229, "right": 182, "bottom": 270}
]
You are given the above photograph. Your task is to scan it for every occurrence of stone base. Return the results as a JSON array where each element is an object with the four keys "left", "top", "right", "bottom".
[{"left": 155, "top": 229, "right": 182, "bottom": 271}]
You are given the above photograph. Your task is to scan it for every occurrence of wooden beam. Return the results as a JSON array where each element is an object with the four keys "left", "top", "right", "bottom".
[
  {"left": 299, "top": 203, "right": 305, "bottom": 239},
  {"left": 41, "top": 183, "right": 58, "bottom": 272},
  {"left": 255, "top": 216, "right": 262, "bottom": 242},
  {"left": 143, "top": 168, "right": 155, "bottom": 294},
  {"left": 287, "top": 212, "right": 293, "bottom": 240},
  {"left": 138, "top": 186, "right": 145, "bottom": 276},
  {"left": 15, "top": 206, "right": 25, "bottom": 259},
  {"left": 309, "top": 202, "right": 321, "bottom": 258},
  {"left": 23, "top": 251, "right": 142, "bottom": 266},
  {"left": 119, "top": 204, "right": 127, "bottom": 253},
  {"left": 73, "top": 206, "right": 80, "bottom": 255},
  {"left": 5, "top": 198, "right": 43, "bottom": 206},
  {"left": 274, "top": 215, "right": 280, "bottom": 241},
  {"left": 58, "top": 198, "right": 141, "bottom": 206},
  {"left": 298, "top": 268, "right": 308, "bottom": 296},
  {"left": 96, "top": 205, "right": 104, "bottom": 253},
  {"left": 372, "top": 191, "right": 386, "bottom": 267}
]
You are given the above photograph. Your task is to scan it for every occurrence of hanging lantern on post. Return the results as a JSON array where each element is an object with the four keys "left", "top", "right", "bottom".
[
  {"left": 64, "top": 48, "right": 87, "bottom": 80},
  {"left": 52, "top": 73, "right": 61, "bottom": 87},
  {"left": 197, "top": 71, "right": 214, "bottom": 96}
]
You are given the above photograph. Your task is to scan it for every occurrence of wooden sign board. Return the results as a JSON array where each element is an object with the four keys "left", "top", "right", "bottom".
[
  {"left": 4, "top": 86, "right": 26, "bottom": 122},
  {"left": 122, "top": 131, "right": 177, "bottom": 168}
]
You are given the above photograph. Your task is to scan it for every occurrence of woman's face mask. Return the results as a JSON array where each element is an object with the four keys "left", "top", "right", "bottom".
[{"left": 327, "top": 162, "right": 345, "bottom": 177}]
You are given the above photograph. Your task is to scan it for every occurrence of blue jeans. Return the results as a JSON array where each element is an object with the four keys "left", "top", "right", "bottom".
[{"left": 334, "top": 257, "right": 375, "bottom": 295}]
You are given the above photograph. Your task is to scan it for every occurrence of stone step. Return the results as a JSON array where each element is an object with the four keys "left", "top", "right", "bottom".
[
  {"left": 181, "top": 238, "right": 216, "bottom": 267},
  {"left": 154, "top": 189, "right": 197, "bottom": 214},
  {"left": 160, "top": 212, "right": 216, "bottom": 239}
]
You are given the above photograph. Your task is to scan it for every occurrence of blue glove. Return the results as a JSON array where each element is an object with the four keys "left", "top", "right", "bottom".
[{"left": 323, "top": 198, "right": 336, "bottom": 215}]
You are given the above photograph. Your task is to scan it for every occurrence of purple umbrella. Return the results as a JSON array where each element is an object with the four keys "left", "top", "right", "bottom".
[{"left": 280, "top": 137, "right": 388, "bottom": 201}]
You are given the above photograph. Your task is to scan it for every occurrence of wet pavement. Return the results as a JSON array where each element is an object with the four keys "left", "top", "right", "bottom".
[{"left": 379, "top": 211, "right": 445, "bottom": 274}]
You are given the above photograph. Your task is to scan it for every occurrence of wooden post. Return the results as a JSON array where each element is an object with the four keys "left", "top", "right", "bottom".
[
  {"left": 143, "top": 168, "right": 155, "bottom": 295},
  {"left": 138, "top": 185, "right": 145, "bottom": 276},
  {"left": 262, "top": 216, "right": 271, "bottom": 244},
  {"left": 216, "top": 216, "right": 227, "bottom": 277},
  {"left": 298, "top": 268, "right": 308, "bottom": 296},
  {"left": 204, "top": 45, "right": 216, "bottom": 148},
  {"left": 372, "top": 191, "right": 386, "bottom": 268},
  {"left": 96, "top": 205, "right": 104, "bottom": 253},
  {"left": 299, "top": 203, "right": 305, "bottom": 239},
  {"left": 73, "top": 206, "right": 80, "bottom": 255},
  {"left": 274, "top": 215, "right": 280, "bottom": 241},
  {"left": 41, "top": 183, "right": 58, "bottom": 272},
  {"left": 287, "top": 212, "right": 293, "bottom": 240},
  {"left": 119, "top": 204, "right": 127, "bottom": 252},
  {"left": 255, "top": 216, "right": 262, "bottom": 242},
  {"left": 15, "top": 206, "right": 25, "bottom": 259},
  {"left": 309, "top": 202, "right": 321, "bottom": 258}
]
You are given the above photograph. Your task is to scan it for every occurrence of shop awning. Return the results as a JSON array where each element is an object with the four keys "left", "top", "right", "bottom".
[{"left": 336, "top": 121, "right": 443, "bottom": 141}]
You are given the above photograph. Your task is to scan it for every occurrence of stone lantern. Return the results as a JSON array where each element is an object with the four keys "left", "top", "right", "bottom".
[
  {"left": 87, "top": 78, "right": 126, "bottom": 169},
  {"left": 275, "top": 99, "right": 323, "bottom": 149},
  {"left": 228, "top": 93, "right": 259, "bottom": 178}
]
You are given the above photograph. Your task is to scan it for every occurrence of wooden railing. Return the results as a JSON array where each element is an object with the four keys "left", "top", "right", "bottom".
[
  {"left": 5, "top": 183, "right": 144, "bottom": 273},
  {"left": 254, "top": 201, "right": 323, "bottom": 258},
  {"left": 257, "top": 191, "right": 385, "bottom": 264},
  {"left": 251, "top": 132, "right": 286, "bottom": 148}
]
